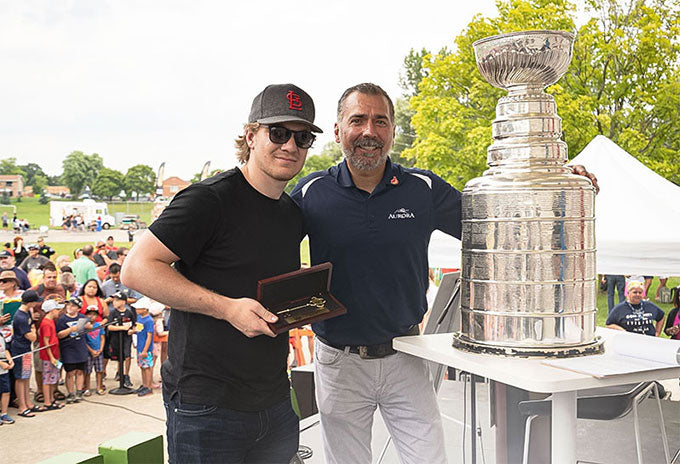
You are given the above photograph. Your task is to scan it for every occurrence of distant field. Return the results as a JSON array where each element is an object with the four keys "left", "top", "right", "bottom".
[{"left": 0, "top": 197, "right": 155, "bottom": 229}]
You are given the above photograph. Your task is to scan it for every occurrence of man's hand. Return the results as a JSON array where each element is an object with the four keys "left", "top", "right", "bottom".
[
  {"left": 569, "top": 164, "right": 599, "bottom": 194},
  {"left": 225, "top": 298, "right": 278, "bottom": 338}
]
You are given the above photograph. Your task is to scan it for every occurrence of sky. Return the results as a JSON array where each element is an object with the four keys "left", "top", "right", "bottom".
[{"left": 0, "top": 0, "right": 501, "bottom": 180}]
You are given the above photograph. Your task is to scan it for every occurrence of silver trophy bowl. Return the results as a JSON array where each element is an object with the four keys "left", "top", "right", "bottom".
[
  {"left": 473, "top": 30, "right": 575, "bottom": 91},
  {"left": 454, "top": 30, "right": 602, "bottom": 357}
]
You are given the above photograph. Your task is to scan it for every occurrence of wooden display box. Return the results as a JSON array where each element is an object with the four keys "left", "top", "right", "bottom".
[{"left": 258, "top": 262, "right": 347, "bottom": 335}]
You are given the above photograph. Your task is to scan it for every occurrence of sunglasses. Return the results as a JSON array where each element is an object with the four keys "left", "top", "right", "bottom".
[
  {"left": 0, "top": 279, "right": 13, "bottom": 283},
  {"left": 265, "top": 125, "right": 315, "bottom": 149}
]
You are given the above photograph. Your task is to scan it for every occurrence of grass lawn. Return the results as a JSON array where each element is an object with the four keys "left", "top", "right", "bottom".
[
  {"left": 0, "top": 196, "right": 50, "bottom": 228},
  {"left": 0, "top": 197, "right": 156, "bottom": 229}
]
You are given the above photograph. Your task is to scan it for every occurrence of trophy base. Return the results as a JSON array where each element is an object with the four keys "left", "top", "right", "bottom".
[{"left": 452, "top": 333, "right": 604, "bottom": 358}]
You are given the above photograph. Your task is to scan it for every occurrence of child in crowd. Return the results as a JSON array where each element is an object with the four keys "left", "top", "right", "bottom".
[
  {"left": 12, "top": 290, "right": 40, "bottom": 417},
  {"left": 0, "top": 328, "right": 15, "bottom": 424},
  {"left": 84, "top": 302, "right": 106, "bottom": 395},
  {"left": 38, "top": 299, "right": 65, "bottom": 410},
  {"left": 57, "top": 296, "right": 90, "bottom": 403},
  {"left": 108, "top": 291, "right": 136, "bottom": 388},
  {"left": 132, "top": 297, "right": 154, "bottom": 396},
  {"left": 150, "top": 301, "right": 168, "bottom": 388}
]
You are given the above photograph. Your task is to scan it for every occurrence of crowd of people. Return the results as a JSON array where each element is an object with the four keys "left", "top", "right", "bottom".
[{"left": 0, "top": 235, "right": 169, "bottom": 425}]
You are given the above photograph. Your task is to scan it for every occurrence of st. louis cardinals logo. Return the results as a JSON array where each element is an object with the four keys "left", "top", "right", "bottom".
[{"left": 287, "top": 90, "right": 302, "bottom": 111}]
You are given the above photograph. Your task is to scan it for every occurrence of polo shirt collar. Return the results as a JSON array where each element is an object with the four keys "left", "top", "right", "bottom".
[{"left": 336, "top": 158, "right": 402, "bottom": 192}]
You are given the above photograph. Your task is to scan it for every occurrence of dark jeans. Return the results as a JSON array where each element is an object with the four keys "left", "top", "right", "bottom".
[
  {"left": 163, "top": 389, "right": 299, "bottom": 464},
  {"left": 606, "top": 275, "right": 625, "bottom": 313}
]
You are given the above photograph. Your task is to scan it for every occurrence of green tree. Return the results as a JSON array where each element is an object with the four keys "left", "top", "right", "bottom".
[
  {"left": 0, "top": 157, "right": 24, "bottom": 176},
  {"left": 285, "top": 141, "right": 344, "bottom": 193},
  {"left": 391, "top": 48, "right": 436, "bottom": 167},
  {"left": 32, "top": 174, "right": 48, "bottom": 196},
  {"left": 124, "top": 164, "right": 156, "bottom": 200},
  {"left": 92, "top": 168, "right": 124, "bottom": 200},
  {"left": 61, "top": 151, "right": 104, "bottom": 196},
  {"left": 406, "top": 0, "right": 680, "bottom": 188},
  {"left": 18, "top": 163, "right": 47, "bottom": 187}
]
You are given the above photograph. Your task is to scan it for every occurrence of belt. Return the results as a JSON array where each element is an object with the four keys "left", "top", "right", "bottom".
[{"left": 316, "top": 326, "right": 419, "bottom": 360}]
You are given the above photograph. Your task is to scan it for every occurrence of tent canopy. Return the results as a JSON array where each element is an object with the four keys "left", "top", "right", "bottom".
[{"left": 428, "top": 136, "right": 680, "bottom": 275}]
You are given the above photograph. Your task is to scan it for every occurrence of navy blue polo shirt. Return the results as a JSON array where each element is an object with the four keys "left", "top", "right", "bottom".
[{"left": 291, "top": 158, "right": 462, "bottom": 346}]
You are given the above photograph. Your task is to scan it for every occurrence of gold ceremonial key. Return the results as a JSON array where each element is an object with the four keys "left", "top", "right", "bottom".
[{"left": 277, "top": 296, "right": 326, "bottom": 316}]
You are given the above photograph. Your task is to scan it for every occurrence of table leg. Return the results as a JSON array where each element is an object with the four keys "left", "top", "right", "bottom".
[{"left": 551, "top": 391, "right": 576, "bottom": 464}]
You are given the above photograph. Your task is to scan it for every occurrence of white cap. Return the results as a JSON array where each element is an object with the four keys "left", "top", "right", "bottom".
[
  {"left": 149, "top": 301, "right": 165, "bottom": 316},
  {"left": 132, "top": 296, "right": 152, "bottom": 309},
  {"left": 42, "top": 299, "right": 65, "bottom": 312}
]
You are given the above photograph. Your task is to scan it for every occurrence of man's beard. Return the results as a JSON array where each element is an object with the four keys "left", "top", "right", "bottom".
[{"left": 342, "top": 136, "right": 389, "bottom": 171}]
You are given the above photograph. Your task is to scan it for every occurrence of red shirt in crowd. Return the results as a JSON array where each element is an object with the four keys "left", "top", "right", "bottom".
[{"left": 39, "top": 317, "right": 60, "bottom": 362}]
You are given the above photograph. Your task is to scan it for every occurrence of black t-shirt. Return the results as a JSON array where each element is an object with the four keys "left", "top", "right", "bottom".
[
  {"left": 149, "top": 168, "right": 303, "bottom": 411},
  {"left": 108, "top": 308, "right": 136, "bottom": 346},
  {"left": 56, "top": 314, "right": 89, "bottom": 364}
]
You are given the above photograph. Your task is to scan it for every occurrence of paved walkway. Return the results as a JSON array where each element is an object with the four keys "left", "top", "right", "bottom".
[{"left": 3, "top": 361, "right": 166, "bottom": 463}]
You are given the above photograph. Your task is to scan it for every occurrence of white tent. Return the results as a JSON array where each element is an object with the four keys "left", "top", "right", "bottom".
[{"left": 428, "top": 135, "right": 680, "bottom": 275}]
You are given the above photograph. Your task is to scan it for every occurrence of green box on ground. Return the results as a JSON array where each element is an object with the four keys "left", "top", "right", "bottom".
[
  {"left": 98, "top": 432, "right": 164, "bottom": 464},
  {"left": 38, "top": 452, "right": 104, "bottom": 464}
]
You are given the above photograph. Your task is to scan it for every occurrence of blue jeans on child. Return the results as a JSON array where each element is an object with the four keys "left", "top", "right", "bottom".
[{"left": 163, "top": 389, "right": 299, "bottom": 463}]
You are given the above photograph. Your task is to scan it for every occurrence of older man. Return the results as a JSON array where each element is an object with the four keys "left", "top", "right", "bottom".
[
  {"left": 122, "top": 84, "right": 322, "bottom": 463},
  {"left": 31, "top": 263, "right": 67, "bottom": 301},
  {"left": 291, "top": 82, "right": 600, "bottom": 464}
]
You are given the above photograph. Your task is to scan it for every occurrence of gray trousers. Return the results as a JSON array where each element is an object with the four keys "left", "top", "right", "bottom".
[{"left": 314, "top": 338, "right": 447, "bottom": 464}]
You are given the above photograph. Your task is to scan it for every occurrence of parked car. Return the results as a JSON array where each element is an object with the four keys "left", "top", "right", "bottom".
[{"left": 119, "top": 214, "right": 147, "bottom": 230}]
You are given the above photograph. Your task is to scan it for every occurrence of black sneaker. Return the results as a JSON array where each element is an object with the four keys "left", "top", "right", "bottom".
[
  {"left": 65, "top": 393, "right": 76, "bottom": 404},
  {"left": 124, "top": 375, "right": 133, "bottom": 388}
]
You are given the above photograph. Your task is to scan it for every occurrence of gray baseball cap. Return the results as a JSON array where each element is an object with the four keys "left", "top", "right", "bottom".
[{"left": 249, "top": 84, "right": 322, "bottom": 133}]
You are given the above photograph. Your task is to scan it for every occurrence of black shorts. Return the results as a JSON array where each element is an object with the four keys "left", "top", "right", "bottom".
[
  {"left": 63, "top": 362, "right": 86, "bottom": 372},
  {"left": 109, "top": 341, "right": 131, "bottom": 360},
  {"left": 102, "top": 332, "right": 112, "bottom": 359}
]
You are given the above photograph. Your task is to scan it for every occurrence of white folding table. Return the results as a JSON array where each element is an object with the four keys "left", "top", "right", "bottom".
[{"left": 393, "top": 327, "right": 680, "bottom": 464}]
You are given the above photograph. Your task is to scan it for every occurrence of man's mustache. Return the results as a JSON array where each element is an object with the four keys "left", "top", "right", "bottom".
[{"left": 354, "top": 137, "right": 384, "bottom": 150}]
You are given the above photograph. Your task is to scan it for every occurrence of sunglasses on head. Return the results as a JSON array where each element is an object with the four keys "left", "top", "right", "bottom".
[{"left": 264, "top": 125, "right": 315, "bottom": 149}]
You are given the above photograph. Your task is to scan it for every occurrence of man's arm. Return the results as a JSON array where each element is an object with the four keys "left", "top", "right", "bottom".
[
  {"left": 121, "top": 230, "right": 278, "bottom": 338},
  {"left": 605, "top": 323, "right": 626, "bottom": 331},
  {"left": 655, "top": 319, "right": 664, "bottom": 337}
]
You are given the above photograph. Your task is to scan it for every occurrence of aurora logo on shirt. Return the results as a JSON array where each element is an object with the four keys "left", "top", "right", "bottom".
[{"left": 388, "top": 208, "right": 415, "bottom": 220}]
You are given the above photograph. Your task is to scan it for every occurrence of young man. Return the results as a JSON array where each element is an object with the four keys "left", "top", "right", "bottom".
[
  {"left": 122, "top": 83, "right": 321, "bottom": 463},
  {"left": 12, "top": 290, "right": 40, "bottom": 417},
  {"left": 132, "top": 297, "right": 154, "bottom": 397},
  {"left": 38, "top": 299, "right": 65, "bottom": 410},
  {"left": 107, "top": 291, "right": 135, "bottom": 388},
  {"left": 290, "top": 83, "right": 600, "bottom": 464}
]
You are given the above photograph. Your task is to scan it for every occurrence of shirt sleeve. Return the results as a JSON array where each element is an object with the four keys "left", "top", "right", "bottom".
[
  {"left": 430, "top": 173, "right": 463, "bottom": 239},
  {"left": 605, "top": 309, "right": 618, "bottom": 326},
  {"left": 148, "top": 183, "right": 223, "bottom": 267}
]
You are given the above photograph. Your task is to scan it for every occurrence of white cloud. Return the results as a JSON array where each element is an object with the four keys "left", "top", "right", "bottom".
[{"left": 0, "top": 0, "right": 498, "bottom": 179}]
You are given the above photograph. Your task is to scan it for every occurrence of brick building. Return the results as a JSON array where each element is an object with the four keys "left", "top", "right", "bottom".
[
  {"left": 162, "top": 177, "right": 191, "bottom": 197},
  {"left": 0, "top": 175, "right": 24, "bottom": 198}
]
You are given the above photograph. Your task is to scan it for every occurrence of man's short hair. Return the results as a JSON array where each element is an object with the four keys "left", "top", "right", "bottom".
[
  {"left": 336, "top": 83, "right": 395, "bottom": 123},
  {"left": 107, "top": 236, "right": 114, "bottom": 241},
  {"left": 108, "top": 263, "right": 122, "bottom": 274},
  {"left": 82, "top": 244, "right": 94, "bottom": 256},
  {"left": 41, "top": 262, "right": 57, "bottom": 273},
  {"left": 234, "top": 122, "right": 261, "bottom": 164}
]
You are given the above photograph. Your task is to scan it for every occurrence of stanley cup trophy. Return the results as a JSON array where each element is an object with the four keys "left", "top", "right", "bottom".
[{"left": 452, "top": 30, "right": 603, "bottom": 357}]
